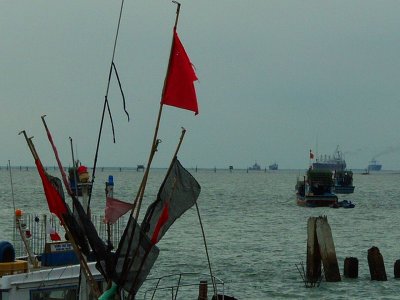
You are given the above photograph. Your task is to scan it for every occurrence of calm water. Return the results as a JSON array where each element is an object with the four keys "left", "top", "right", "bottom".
[{"left": 1, "top": 167, "right": 400, "bottom": 299}]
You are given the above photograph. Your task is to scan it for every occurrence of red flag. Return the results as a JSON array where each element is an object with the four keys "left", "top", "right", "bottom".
[
  {"left": 161, "top": 29, "right": 199, "bottom": 115},
  {"left": 35, "top": 158, "right": 68, "bottom": 220},
  {"left": 50, "top": 231, "right": 61, "bottom": 241},
  {"left": 310, "top": 150, "right": 314, "bottom": 159},
  {"left": 104, "top": 197, "right": 133, "bottom": 224}
]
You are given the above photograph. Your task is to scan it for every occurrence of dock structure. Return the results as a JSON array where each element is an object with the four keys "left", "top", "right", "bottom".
[{"left": 307, "top": 216, "right": 341, "bottom": 283}]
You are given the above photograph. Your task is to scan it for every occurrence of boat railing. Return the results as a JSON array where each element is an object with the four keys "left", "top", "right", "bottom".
[
  {"left": 12, "top": 213, "right": 127, "bottom": 258},
  {"left": 141, "top": 272, "right": 225, "bottom": 300}
]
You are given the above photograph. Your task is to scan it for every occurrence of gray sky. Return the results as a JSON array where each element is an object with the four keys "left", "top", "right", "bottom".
[{"left": 2, "top": 0, "right": 400, "bottom": 170}]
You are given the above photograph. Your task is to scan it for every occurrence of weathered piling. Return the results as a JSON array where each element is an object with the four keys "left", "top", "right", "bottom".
[
  {"left": 315, "top": 216, "right": 341, "bottom": 282},
  {"left": 344, "top": 257, "right": 359, "bottom": 278},
  {"left": 198, "top": 280, "right": 208, "bottom": 300},
  {"left": 307, "top": 217, "right": 321, "bottom": 283},
  {"left": 367, "top": 246, "right": 387, "bottom": 281},
  {"left": 394, "top": 260, "right": 400, "bottom": 278}
]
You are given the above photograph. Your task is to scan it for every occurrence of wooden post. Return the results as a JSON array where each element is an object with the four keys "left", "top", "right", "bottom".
[
  {"left": 344, "top": 257, "right": 358, "bottom": 278},
  {"left": 368, "top": 246, "right": 387, "bottom": 281},
  {"left": 394, "top": 259, "right": 400, "bottom": 278},
  {"left": 315, "top": 216, "right": 341, "bottom": 282},
  {"left": 306, "top": 217, "right": 321, "bottom": 282},
  {"left": 198, "top": 280, "right": 208, "bottom": 300}
]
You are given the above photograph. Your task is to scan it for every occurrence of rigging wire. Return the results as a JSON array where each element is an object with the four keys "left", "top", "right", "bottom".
[{"left": 89, "top": 0, "right": 128, "bottom": 210}]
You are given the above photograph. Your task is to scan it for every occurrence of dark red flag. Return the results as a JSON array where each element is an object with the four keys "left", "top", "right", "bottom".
[
  {"left": 35, "top": 158, "right": 68, "bottom": 220},
  {"left": 161, "top": 29, "right": 199, "bottom": 115},
  {"left": 104, "top": 196, "right": 133, "bottom": 224},
  {"left": 310, "top": 150, "right": 314, "bottom": 160}
]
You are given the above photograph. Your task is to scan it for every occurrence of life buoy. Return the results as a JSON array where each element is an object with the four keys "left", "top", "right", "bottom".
[{"left": 0, "top": 241, "right": 15, "bottom": 263}]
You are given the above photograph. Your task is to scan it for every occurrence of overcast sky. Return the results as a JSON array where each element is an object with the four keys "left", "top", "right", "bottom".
[{"left": 1, "top": 0, "right": 400, "bottom": 170}]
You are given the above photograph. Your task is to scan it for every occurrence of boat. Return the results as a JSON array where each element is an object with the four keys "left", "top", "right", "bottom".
[
  {"left": 330, "top": 199, "right": 355, "bottom": 209},
  {"left": 11, "top": 2, "right": 230, "bottom": 299},
  {"left": 368, "top": 159, "right": 382, "bottom": 171},
  {"left": 269, "top": 162, "right": 278, "bottom": 170},
  {"left": 249, "top": 162, "right": 262, "bottom": 171},
  {"left": 361, "top": 168, "right": 370, "bottom": 175},
  {"left": 312, "top": 146, "right": 355, "bottom": 194},
  {"left": 296, "top": 169, "right": 338, "bottom": 207},
  {"left": 0, "top": 211, "right": 112, "bottom": 300},
  {"left": 312, "top": 146, "right": 346, "bottom": 171},
  {"left": 68, "top": 163, "right": 93, "bottom": 197},
  {"left": 333, "top": 170, "right": 355, "bottom": 194}
]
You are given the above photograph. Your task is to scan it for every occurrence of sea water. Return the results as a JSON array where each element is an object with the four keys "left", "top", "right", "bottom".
[{"left": 1, "top": 167, "right": 400, "bottom": 299}]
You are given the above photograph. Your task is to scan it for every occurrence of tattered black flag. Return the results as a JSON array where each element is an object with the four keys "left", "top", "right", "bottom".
[{"left": 141, "top": 158, "right": 201, "bottom": 244}]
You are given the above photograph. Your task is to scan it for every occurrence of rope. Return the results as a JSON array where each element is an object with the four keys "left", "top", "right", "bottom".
[
  {"left": 112, "top": 62, "right": 130, "bottom": 121},
  {"left": 89, "top": 0, "right": 127, "bottom": 209}
]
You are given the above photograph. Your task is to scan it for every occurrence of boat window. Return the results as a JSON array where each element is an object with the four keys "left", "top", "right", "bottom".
[{"left": 30, "top": 286, "right": 77, "bottom": 300}]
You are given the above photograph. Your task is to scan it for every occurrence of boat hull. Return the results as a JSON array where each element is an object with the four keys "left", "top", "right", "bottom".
[
  {"left": 297, "top": 194, "right": 338, "bottom": 207},
  {"left": 368, "top": 165, "right": 382, "bottom": 171},
  {"left": 333, "top": 185, "right": 355, "bottom": 194}
]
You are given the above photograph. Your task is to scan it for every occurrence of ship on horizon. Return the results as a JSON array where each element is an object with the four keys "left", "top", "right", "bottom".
[
  {"left": 269, "top": 162, "right": 278, "bottom": 170},
  {"left": 368, "top": 159, "right": 382, "bottom": 171}
]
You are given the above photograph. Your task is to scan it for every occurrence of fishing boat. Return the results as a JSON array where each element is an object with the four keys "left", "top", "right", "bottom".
[
  {"left": 333, "top": 170, "right": 355, "bottom": 194},
  {"left": 296, "top": 169, "right": 338, "bottom": 207},
  {"left": 0, "top": 212, "right": 110, "bottom": 300},
  {"left": 13, "top": 1, "right": 230, "bottom": 298},
  {"left": 312, "top": 146, "right": 355, "bottom": 194},
  {"left": 312, "top": 146, "right": 346, "bottom": 172},
  {"left": 68, "top": 163, "right": 92, "bottom": 197},
  {"left": 368, "top": 159, "right": 382, "bottom": 171},
  {"left": 269, "top": 162, "right": 278, "bottom": 170}
]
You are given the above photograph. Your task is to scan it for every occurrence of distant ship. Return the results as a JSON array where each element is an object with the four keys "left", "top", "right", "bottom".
[
  {"left": 249, "top": 162, "right": 261, "bottom": 171},
  {"left": 269, "top": 163, "right": 278, "bottom": 170},
  {"left": 312, "top": 146, "right": 346, "bottom": 171},
  {"left": 368, "top": 159, "right": 382, "bottom": 171}
]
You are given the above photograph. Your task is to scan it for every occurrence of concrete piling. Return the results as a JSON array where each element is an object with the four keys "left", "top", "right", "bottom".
[
  {"left": 306, "top": 217, "right": 321, "bottom": 282},
  {"left": 367, "top": 246, "right": 387, "bottom": 281},
  {"left": 315, "top": 216, "right": 341, "bottom": 282},
  {"left": 306, "top": 216, "right": 340, "bottom": 283}
]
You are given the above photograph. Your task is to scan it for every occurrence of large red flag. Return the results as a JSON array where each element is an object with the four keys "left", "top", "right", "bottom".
[
  {"left": 161, "top": 29, "right": 199, "bottom": 115},
  {"left": 35, "top": 158, "right": 68, "bottom": 220}
]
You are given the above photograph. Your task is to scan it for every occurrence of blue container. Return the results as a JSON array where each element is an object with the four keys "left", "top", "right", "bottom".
[
  {"left": 108, "top": 175, "right": 114, "bottom": 186},
  {"left": 41, "top": 251, "right": 79, "bottom": 266}
]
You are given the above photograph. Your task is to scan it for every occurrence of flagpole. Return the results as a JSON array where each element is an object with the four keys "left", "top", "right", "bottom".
[
  {"left": 19, "top": 131, "right": 101, "bottom": 298},
  {"left": 69, "top": 137, "right": 79, "bottom": 200},
  {"left": 119, "top": 127, "right": 187, "bottom": 296},
  {"left": 132, "top": 1, "right": 182, "bottom": 220}
]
